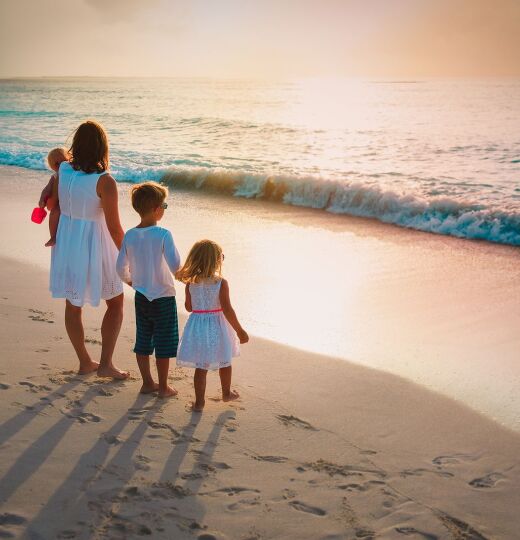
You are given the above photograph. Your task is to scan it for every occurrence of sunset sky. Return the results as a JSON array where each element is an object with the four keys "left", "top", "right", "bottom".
[{"left": 1, "top": 0, "right": 519, "bottom": 78}]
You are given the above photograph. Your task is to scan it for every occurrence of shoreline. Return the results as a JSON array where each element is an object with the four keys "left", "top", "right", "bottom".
[
  {"left": 1, "top": 164, "right": 519, "bottom": 433},
  {"left": 0, "top": 256, "right": 519, "bottom": 538}
]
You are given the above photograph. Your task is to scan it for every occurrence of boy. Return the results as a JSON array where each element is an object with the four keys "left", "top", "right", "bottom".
[
  {"left": 116, "top": 182, "right": 181, "bottom": 398},
  {"left": 38, "top": 147, "right": 70, "bottom": 246}
]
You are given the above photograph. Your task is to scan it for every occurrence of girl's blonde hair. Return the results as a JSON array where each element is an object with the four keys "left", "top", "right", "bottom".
[{"left": 175, "top": 239, "right": 223, "bottom": 284}]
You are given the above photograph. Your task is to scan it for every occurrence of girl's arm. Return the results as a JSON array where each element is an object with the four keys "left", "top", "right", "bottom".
[
  {"left": 97, "top": 174, "right": 124, "bottom": 250},
  {"left": 219, "top": 279, "right": 249, "bottom": 344},
  {"left": 185, "top": 284, "right": 192, "bottom": 312}
]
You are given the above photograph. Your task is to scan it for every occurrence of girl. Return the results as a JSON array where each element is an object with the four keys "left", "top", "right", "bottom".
[{"left": 176, "top": 240, "right": 249, "bottom": 411}]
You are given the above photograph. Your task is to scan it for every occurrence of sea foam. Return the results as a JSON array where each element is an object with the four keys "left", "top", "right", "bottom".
[{"left": 1, "top": 147, "right": 519, "bottom": 246}]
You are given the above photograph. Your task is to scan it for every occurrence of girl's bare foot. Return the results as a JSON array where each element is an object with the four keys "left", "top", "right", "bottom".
[
  {"left": 78, "top": 360, "right": 99, "bottom": 375},
  {"left": 140, "top": 382, "right": 159, "bottom": 394},
  {"left": 45, "top": 238, "right": 56, "bottom": 247},
  {"left": 158, "top": 385, "right": 178, "bottom": 398},
  {"left": 191, "top": 400, "right": 205, "bottom": 412},
  {"left": 97, "top": 364, "right": 130, "bottom": 380},
  {"left": 222, "top": 390, "right": 240, "bottom": 402}
]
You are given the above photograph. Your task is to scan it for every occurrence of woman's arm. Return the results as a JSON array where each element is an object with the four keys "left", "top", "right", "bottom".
[
  {"left": 97, "top": 174, "right": 124, "bottom": 249},
  {"left": 219, "top": 279, "right": 249, "bottom": 343},
  {"left": 185, "top": 283, "right": 192, "bottom": 312}
]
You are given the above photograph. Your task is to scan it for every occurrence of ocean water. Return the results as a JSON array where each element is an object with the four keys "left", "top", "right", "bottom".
[{"left": 0, "top": 77, "right": 519, "bottom": 244}]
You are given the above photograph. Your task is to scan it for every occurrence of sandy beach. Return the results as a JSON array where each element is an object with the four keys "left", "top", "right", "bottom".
[{"left": 0, "top": 166, "right": 519, "bottom": 539}]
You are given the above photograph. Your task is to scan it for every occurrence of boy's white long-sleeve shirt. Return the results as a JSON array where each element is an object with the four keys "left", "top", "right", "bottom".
[{"left": 116, "top": 226, "right": 181, "bottom": 301}]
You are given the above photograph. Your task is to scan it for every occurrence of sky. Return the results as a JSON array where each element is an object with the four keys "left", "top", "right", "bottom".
[{"left": 0, "top": 0, "right": 519, "bottom": 78}]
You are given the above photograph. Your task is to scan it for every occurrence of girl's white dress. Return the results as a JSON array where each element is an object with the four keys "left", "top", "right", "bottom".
[
  {"left": 177, "top": 279, "right": 239, "bottom": 370},
  {"left": 50, "top": 162, "right": 123, "bottom": 307}
]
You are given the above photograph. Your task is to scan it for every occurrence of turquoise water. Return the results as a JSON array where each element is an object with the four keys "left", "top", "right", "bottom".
[{"left": 1, "top": 77, "right": 519, "bottom": 244}]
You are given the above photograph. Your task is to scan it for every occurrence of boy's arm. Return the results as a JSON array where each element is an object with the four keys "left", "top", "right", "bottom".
[
  {"left": 116, "top": 237, "right": 132, "bottom": 285},
  {"left": 39, "top": 175, "right": 55, "bottom": 208},
  {"left": 163, "top": 231, "right": 181, "bottom": 273},
  {"left": 184, "top": 284, "right": 192, "bottom": 312},
  {"left": 219, "top": 279, "right": 249, "bottom": 344}
]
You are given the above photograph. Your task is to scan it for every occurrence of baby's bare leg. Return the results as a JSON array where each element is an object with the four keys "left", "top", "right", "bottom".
[
  {"left": 45, "top": 208, "right": 60, "bottom": 247},
  {"left": 219, "top": 366, "right": 239, "bottom": 402},
  {"left": 156, "top": 358, "right": 177, "bottom": 398},
  {"left": 136, "top": 354, "right": 158, "bottom": 393},
  {"left": 193, "top": 368, "right": 208, "bottom": 411}
]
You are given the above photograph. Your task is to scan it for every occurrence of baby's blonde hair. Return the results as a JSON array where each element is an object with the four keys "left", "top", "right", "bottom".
[
  {"left": 47, "top": 147, "right": 70, "bottom": 171},
  {"left": 175, "top": 239, "right": 223, "bottom": 284}
]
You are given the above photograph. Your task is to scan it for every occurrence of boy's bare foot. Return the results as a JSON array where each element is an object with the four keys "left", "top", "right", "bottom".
[
  {"left": 78, "top": 360, "right": 99, "bottom": 375},
  {"left": 140, "top": 382, "right": 159, "bottom": 394},
  {"left": 45, "top": 238, "right": 56, "bottom": 247},
  {"left": 222, "top": 390, "right": 240, "bottom": 402},
  {"left": 191, "top": 400, "right": 205, "bottom": 412},
  {"left": 97, "top": 364, "right": 130, "bottom": 380},
  {"left": 158, "top": 385, "right": 178, "bottom": 398}
]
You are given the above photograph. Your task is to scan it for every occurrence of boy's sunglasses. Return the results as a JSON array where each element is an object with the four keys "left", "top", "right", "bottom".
[{"left": 161, "top": 202, "right": 168, "bottom": 210}]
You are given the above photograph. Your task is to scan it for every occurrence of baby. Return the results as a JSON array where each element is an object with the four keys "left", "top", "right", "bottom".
[{"left": 38, "top": 147, "right": 70, "bottom": 246}]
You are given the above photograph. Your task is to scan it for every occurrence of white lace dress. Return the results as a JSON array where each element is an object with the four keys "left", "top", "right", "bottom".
[
  {"left": 50, "top": 162, "right": 123, "bottom": 307},
  {"left": 177, "top": 279, "right": 239, "bottom": 370}
]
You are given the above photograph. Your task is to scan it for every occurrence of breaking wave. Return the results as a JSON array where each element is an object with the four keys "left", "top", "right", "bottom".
[{"left": 1, "top": 150, "right": 519, "bottom": 246}]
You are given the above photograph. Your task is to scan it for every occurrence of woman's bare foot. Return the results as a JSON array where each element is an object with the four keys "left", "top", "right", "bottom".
[
  {"left": 97, "top": 364, "right": 130, "bottom": 380},
  {"left": 222, "top": 390, "right": 240, "bottom": 402},
  {"left": 158, "top": 385, "right": 178, "bottom": 399},
  {"left": 140, "top": 382, "right": 159, "bottom": 394},
  {"left": 78, "top": 360, "right": 99, "bottom": 375},
  {"left": 45, "top": 237, "right": 56, "bottom": 247},
  {"left": 191, "top": 400, "right": 205, "bottom": 412}
]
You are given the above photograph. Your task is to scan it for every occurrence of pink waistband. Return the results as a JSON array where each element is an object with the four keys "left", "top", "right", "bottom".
[{"left": 192, "top": 309, "right": 223, "bottom": 314}]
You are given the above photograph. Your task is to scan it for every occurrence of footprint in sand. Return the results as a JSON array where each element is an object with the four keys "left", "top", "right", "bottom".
[
  {"left": 197, "top": 461, "right": 232, "bottom": 472},
  {"left": 28, "top": 309, "right": 54, "bottom": 323},
  {"left": 395, "top": 526, "right": 438, "bottom": 540},
  {"left": 60, "top": 407, "right": 101, "bottom": 424},
  {"left": 84, "top": 337, "right": 102, "bottom": 345},
  {"left": 0, "top": 513, "right": 27, "bottom": 537},
  {"left": 336, "top": 480, "right": 386, "bottom": 492},
  {"left": 102, "top": 434, "right": 121, "bottom": 445},
  {"left": 434, "top": 511, "right": 489, "bottom": 540},
  {"left": 151, "top": 482, "right": 192, "bottom": 499},
  {"left": 400, "top": 468, "right": 453, "bottom": 479},
  {"left": 134, "top": 454, "right": 152, "bottom": 471},
  {"left": 469, "top": 472, "right": 506, "bottom": 489},
  {"left": 0, "top": 383, "right": 10, "bottom": 390},
  {"left": 432, "top": 453, "right": 477, "bottom": 466},
  {"left": 307, "top": 460, "right": 386, "bottom": 479},
  {"left": 253, "top": 455, "right": 288, "bottom": 463},
  {"left": 276, "top": 415, "right": 318, "bottom": 431},
  {"left": 19, "top": 381, "right": 53, "bottom": 392},
  {"left": 288, "top": 500, "right": 327, "bottom": 516},
  {"left": 227, "top": 497, "right": 261, "bottom": 511}
]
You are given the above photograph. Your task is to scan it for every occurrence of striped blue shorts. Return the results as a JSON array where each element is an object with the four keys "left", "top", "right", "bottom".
[{"left": 134, "top": 292, "right": 179, "bottom": 358}]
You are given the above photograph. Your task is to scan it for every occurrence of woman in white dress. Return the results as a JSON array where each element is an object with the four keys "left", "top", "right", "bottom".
[{"left": 49, "top": 120, "right": 128, "bottom": 378}]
